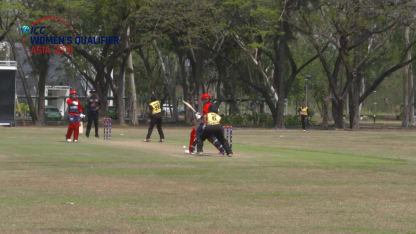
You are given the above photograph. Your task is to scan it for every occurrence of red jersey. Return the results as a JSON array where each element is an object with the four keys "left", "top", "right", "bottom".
[
  {"left": 67, "top": 98, "right": 82, "bottom": 116},
  {"left": 203, "top": 101, "right": 212, "bottom": 116}
]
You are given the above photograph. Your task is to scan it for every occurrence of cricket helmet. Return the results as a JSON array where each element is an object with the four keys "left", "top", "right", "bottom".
[
  {"left": 70, "top": 90, "right": 76, "bottom": 95},
  {"left": 201, "top": 93, "right": 211, "bottom": 101}
]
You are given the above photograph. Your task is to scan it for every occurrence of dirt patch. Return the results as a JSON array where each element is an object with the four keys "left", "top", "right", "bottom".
[{"left": 94, "top": 139, "right": 242, "bottom": 159}]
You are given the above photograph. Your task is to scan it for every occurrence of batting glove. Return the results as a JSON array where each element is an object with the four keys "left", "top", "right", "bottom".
[{"left": 195, "top": 112, "right": 202, "bottom": 120}]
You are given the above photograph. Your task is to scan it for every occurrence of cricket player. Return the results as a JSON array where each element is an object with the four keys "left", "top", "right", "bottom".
[
  {"left": 188, "top": 93, "right": 225, "bottom": 154},
  {"left": 197, "top": 108, "right": 233, "bottom": 156},
  {"left": 86, "top": 90, "right": 100, "bottom": 138},
  {"left": 66, "top": 90, "right": 84, "bottom": 142},
  {"left": 144, "top": 94, "right": 165, "bottom": 142},
  {"left": 299, "top": 102, "right": 309, "bottom": 131}
]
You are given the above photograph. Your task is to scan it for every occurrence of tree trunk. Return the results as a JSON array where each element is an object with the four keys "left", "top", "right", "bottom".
[
  {"left": 402, "top": 66, "right": 409, "bottom": 127},
  {"left": 116, "top": 28, "right": 129, "bottom": 126},
  {"left": 276, "top": 95, "right": 285, "bottom": 128},
  {"left": 332, "top": 98, "right": 344, "bottom": 129},
  {"left": 171, "top": 57, "right": 179, "bottom": 122},
  {"left": 349, "top": 74, "right": 362, "bottom": 129},
  {"left": 95, "top": 70, "right": 108, "bottom": 117},
  {"left": 10, "top": 42, "right": 38, "bottom": 124},
  {"left": 322, "top": 96, "right": 329, "bottom": 128},
  {"left": 127, "top": 26, "right": 138, "bottom": 126},
  {"left": 264, "top": 96, "right": 278, "bottom": 127},
  {"left": 223, "top": 71, "right": 239, "bottom": 115},
  {"left": 178, "top": 53, "right": 192, "bottom": 123},
  {"left": 189, "top": 50, "right": 204, "bottom": 114},
  {"left": 405, "top": 26, "right": 415, "bottom": 126},
  {"left": 116, "top": 64, "right": 126, "bottom": 125},
  {"left": 229, "top": 99, "right": 239, "bottom": 115},
  {"left": 37, "top": 68, "right": 48, "bottom": 126},
  {"left": 402, "top": 26, "right": 413, "bottom": 127},
  {"left": 127, "top": 51, "right": 138, "bottom": 125},
  {"left": 349, "top": 92, "right": 360, "bottom": 130},
  {"left": 408, "top": 69, "right": 415, "bottom": 126},
  {"left": 153, "top": 40, "right": 179, "bottom": 121},
  {"left": 274, "top": 30, "right": 287, "bottom": 129},
  {"left": 359, "top": 78, "right": 365, "bottom": 116}
]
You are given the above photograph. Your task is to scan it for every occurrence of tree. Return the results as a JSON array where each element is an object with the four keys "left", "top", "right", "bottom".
[
  {"left": 9, "top": 0, "right": 53, "bottom": 125},
  {"left": 224, "top": 0, "right": 320, "bottom": 128},
  {"left": 402, "top": 15, "right": 415, "bottom": 127},
  {"left": 138, "top": 0, "right": 228, "bottom": 118},
  {"left": 300, "top": 0, "right": 416, "bottom": 129},
  {"left": 126, "top": 26, "right": 138, "bottom": 126},
  {"left": 57, "top": 0, "right": 143, "bottom": 123},
  {"left": 0, "top": 0, "right": 19, "bottom": 41}
]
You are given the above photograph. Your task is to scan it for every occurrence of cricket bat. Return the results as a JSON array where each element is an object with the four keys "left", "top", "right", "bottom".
[{"left": 183, "top": 100, "right": 197, "bottom": 113}]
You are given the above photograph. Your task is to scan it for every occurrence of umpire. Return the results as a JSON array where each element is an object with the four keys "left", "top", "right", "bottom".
[
  {"left": 144, "top": 94, "right": 165, "bottom": 142},
  {"left": 86, "top": 89, "right": 101, "bottom": 138},
  {"left": 197, "top": 107, "right": 232, "bottom": 156}
]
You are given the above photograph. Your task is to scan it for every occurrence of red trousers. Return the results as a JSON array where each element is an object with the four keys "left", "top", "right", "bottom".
[
  {"left": 189, "top": 128, "right": 196, "bottom": 152},
  {"left": 66, "top": 122, "right": 80, "bottom": 140}
]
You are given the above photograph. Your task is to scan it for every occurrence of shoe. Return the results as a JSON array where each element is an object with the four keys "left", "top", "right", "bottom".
[
  {"left": 144, "top": 139, "right": 150, "bottom": 142},
  {"left": 95, "top": 135, "right": 99, "bottom": 138},
  {"left": 86, "top": 134, "right": 89, "bottom": 138},
  {"left": 74, "top": 140, "right": 78, "bottom": 143},
  {"left": 160, "top": 139, "right": 164, "bottom": 143},
  {"left": 303, "top": 130, "right": 306, "bottom": 132},
  {"left": 66, "top": 139, "right": 72, "bottom": 143},
  {"left": 197, "top": 152, "right": 203, "bottom": 156}
]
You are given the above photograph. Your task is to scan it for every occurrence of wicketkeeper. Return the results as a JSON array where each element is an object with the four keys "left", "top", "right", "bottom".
[
  {"left": 188, "top": 93, "right": 225, "bottom": 154},
  {"left": 197, "top": 108, "right": 233, "bottom": 156},
  {"left": 65, "top": 90, "right": 85, "bottom": 142}
]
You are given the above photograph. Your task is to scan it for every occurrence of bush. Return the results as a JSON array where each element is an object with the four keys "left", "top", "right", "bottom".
[
  {"left": 284, "top": 115, "right": 300, "bottom": 127},
  {"left": 285, "top": 114, "right": 316, "bottom": 127},
  {"left": 15, "top": 103, "right": 30, "bottom": 117},
  {"left": 221, "top": 113, "right": 274, "bottom": 128},
  {"left": 256, "top": 113, "right": 274, "bottom": 127},
  {"left": 221, "top": 112, "right": 316, "bottom": 128},
  {"left": 307, "top": 108, "right": 315, "bottom": 118}
]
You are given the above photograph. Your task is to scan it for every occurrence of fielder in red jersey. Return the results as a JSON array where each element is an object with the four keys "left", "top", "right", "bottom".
[{"left": 66, "top": 90, "right": 83, "bottom": 142}]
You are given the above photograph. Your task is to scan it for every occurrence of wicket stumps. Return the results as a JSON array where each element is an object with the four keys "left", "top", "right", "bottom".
[
  {"left": 103, "top": 117, "right": 112, "bottom": 140},
  {"left": 223, "top": 125, "right": 233, "bottom": 150}
]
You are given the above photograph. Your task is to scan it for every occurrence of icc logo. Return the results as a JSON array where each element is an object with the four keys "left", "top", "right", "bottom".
[
  {"left": 21, "top": 25, "right": 30, "bottom": 35},
  {"left": 21, "top": 25, "right": 46, "bottom": 35}
]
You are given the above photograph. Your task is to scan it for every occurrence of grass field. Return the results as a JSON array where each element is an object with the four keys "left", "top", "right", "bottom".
[{"left": 1, "top": 126, "right": 416, "bottom": 233}]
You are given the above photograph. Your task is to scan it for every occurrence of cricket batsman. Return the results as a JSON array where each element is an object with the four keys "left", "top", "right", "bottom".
[
  {"left": 188, "top": 93, "right": 225, "bottom": 154},
  {"left": 65, "top": 90, "right": 84, "bottom": 142}
]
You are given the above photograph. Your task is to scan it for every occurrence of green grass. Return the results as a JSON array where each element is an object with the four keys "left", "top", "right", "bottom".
[{"left": 1, "top": 126, "right": 416, "bottom": 233}]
